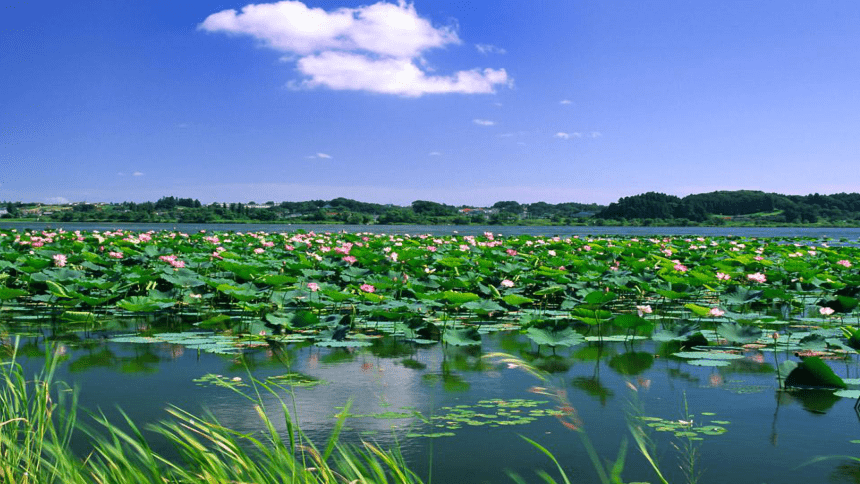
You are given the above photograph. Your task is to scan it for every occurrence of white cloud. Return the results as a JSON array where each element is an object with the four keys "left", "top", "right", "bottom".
[
  {"left": 590, "top": 131, "right": 602, "bottom": 138},
  {"left": 428, "top": 151, "right": 441, "bottom": 156},
  {"left": 473, "top": 119, "right": 495, "bottom": 126},
  {"left": 560, "top": 99, "right": 572, "bottom": 105},
  {"left": 133, "top": 171, "right": 144, "bottom": 176},
  {"left": 475, "top": 43, "right": 506, "bottom": 55},
  {"left": 316, "top": 152, "right": 332, "bottom": 159},
  {"left": 200, "top": 1, "right": 510, "bottom": 97},
  {"left": 554, "top": 132, "right": 570, "bottom": 140},
  {"left": 45, "top": 197, "right": 69, "bottom": 205},
  {"left": 297, "top": 52, "right": 508, "bottom": 97}
]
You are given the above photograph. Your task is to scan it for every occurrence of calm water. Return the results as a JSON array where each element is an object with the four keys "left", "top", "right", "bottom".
[
  {"left": 8, "top": 326, "right": 860, "bottom": 484},
  {"left": 4, "top": 221, "right": 860, "bottom": 240}
]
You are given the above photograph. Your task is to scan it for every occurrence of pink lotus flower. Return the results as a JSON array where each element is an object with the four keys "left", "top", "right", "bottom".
[
  {"left": 360, "top": 284, "right": 376, "bottom": 293},
  {"left": 636, "top": 305, "right": 652, "bottom": 317},
  {"left": 708, "top": 307, "right": 725, "bottom": 317},
  {"left": 673, "top": 263, "right": 688, "bottom": 272},
  {"left": 716, "top": 272, "right": 730, "bottom": 281},
  {"left": 506, "top": 249, "right": 517, "bottom": 256},
  {"left": 307, "top": 282, "right": 320, "bottom": 292},
  {"left": 343, "top": 255, "right": 357, "bottom": 264},
  {"left": 837, "top": 260, "right": 852, "bottom": 268},
  {"left": 747, "top": 272, "right": 766, "bottom": 283},
  {"left": 108, "top": 251, "right": 123, "bottom": 259},
  {"left": 52, "top": 254, "right": 67, "bottom": 267},
  {"left": 501, "top": 279, "right": 514, "bottom": 288},
  {"left": 254, "top": 248, "right": 265, "bottom": 254},
  {"left": 820, "top": 306, "right": 835, "bottom": 316}
]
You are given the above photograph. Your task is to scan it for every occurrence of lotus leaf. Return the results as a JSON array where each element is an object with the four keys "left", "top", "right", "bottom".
[
  {"left": 785, "top": 356, "right": 847, "bottom": 389},
  {"left": 524, "top": 327, "right": 584, "bottom": 347}
]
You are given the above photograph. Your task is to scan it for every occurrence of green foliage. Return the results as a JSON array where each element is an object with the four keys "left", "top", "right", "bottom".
[{"left": 785, "top": 356, "right": 848, "bottom": 389}]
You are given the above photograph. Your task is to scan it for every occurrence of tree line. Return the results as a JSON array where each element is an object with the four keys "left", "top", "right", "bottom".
[
  {"left": 5, "top": 190, "right": 860, "bottom": 226},
  {"left": 596, "top": 190, "right": 860, "bottom": 225}
]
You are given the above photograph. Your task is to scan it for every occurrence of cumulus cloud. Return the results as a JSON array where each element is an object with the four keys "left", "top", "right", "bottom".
[
  {"left": 200, "top": 1, "right": 510, "bottom": 97},
  {"left": 297, "top": 52, "right": 507, "bottom": 96},
  {"left": 473, "top": 119, "right": 495, "bottom": 126},
  {"left": 428, "top": 151, "right": 441, "bottom": 156},
  {"left": 306, "top": 153, "right": 332, "bottom": 159},
  {"left": 560, "top": 99, "right": 572, "bottom": 105},
  {"left": 133, "top": 171, "right": 144, "bottom": 176},
  {"left": 555, "top": 132, "right": 582, "bottom": 140},
  {"left": 475, "top": 43, "right": 506, "bottom": 55}
]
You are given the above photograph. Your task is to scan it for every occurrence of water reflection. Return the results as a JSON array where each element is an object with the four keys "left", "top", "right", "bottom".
[{"left": 4, "top": 326, "right": 860, "bottom": 484}]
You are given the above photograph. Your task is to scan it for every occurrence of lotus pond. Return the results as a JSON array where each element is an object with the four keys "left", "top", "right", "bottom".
[{"left": 3, "top": 227, "right": 860, "bottom": 483}]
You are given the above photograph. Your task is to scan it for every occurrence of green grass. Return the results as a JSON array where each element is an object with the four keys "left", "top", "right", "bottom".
[{"left": 0, "top": 341, "right": 425, "bottom": 484}]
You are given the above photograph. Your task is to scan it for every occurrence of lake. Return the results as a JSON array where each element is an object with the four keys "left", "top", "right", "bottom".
[
  {"left": 5, "top": 221, "right": 860, "bottom": 240},
  {"left": 3, "top": 224, "right": 860, "bottom": 483},
  {"left": 10, "top": 322, "right": 860, "bottom": 484}
]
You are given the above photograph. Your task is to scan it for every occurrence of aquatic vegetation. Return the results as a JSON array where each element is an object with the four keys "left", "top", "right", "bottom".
[{"left": 4, "top": 228, "right": 860, "bottom": 482}]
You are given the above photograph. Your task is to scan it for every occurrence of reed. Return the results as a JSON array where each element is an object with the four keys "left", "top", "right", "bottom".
[{"left": 0, "top": 341, "right": 424, "bottom": 484}]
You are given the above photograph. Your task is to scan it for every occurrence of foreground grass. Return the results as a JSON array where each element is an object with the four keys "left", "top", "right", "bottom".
[
  {"left": 0, "top": 343, "right": 679, "bottom": 484},
  {"left": 0, "top": 343, "right": 425, "bottom": 484}
]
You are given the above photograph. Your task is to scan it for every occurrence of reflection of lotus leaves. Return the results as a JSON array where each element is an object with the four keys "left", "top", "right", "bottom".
[
  {"left": 531, "top": 355, "right": 573, "bottom": 373},
  {"left": 782, "top": 388, "right": 841, "bottom": 414},
  {"left": 584, "top": 335, "right": 648, "bottom": 342},
  {"left": 608, "top": 352, "right": 654, "bottom": 375},
  {"left": 315, "top": 340, "right": 373, "bottom": 348}
]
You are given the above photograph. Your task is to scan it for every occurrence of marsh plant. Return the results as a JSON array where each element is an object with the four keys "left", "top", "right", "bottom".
[{"left": 0, "top": 342, "right": 426, "bottom": 484}]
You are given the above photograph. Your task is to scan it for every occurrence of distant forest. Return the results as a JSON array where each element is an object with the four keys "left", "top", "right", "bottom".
[
  {"left": 595, "top": 190, "right": 860, "bottom": 225},
  {"left": 4, "top": 190, "right": 860, "bottom": 226}
]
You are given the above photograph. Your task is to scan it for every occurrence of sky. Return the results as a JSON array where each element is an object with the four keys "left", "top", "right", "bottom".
[{"left": 2, "top": 0, "right": 859, "bottom": 207}]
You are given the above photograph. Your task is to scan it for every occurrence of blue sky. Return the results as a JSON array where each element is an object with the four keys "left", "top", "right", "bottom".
[{"left": 2, "top": 1, "right": 859, "bottom": 206}]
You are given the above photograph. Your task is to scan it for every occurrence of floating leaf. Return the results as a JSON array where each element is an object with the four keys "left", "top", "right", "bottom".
[
  {"left": 503, "top": 294, "right": 534, "bottom": 306},
  {"left": 524, "top": 327, "right": 585, "bottom": 347},
  {"left": 442, "top": 328, "right": 482, "bottom": 346},
  {"left": 834, "top": 389, "right": 860, "bottom": 399},
  {"left": 673, "top": 351, "right": 745, "bottom": 360},
  {"left": 716, "top": 323, "right": 763, "bottom": 344}
]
